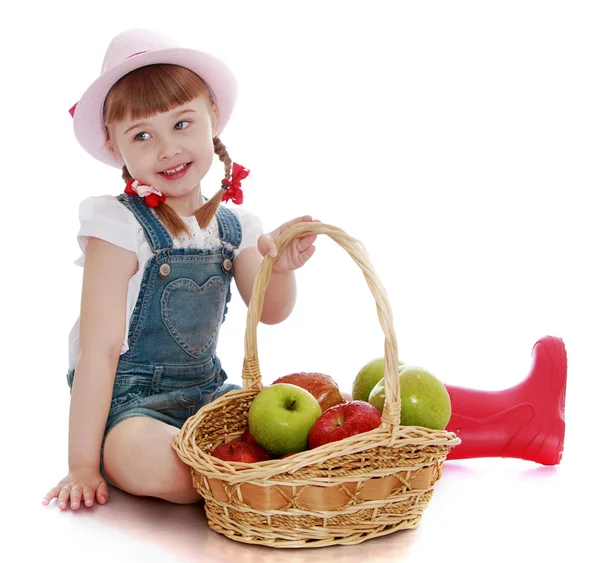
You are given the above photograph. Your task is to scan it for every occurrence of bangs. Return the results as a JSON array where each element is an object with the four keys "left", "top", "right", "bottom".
[{"left": 104, "top": 64, "right": 212, "bottom": 125}]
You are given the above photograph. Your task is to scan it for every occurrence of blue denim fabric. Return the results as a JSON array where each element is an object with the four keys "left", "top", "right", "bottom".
[{"left": 67, "top": 195, "right": 243, "bottom": 483}]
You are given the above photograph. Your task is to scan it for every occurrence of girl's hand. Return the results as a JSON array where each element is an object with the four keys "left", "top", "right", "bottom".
[
  {"left": 258, "top": 215, "right": 320, "bottom": 274},
  {"left": 42, "top": 468, "right": 108, "bottom": 510}
]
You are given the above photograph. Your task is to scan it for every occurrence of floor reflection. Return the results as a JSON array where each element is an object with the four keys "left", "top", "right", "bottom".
[{"left": 86, "top": 487, "right": 419, "bottom": 562}]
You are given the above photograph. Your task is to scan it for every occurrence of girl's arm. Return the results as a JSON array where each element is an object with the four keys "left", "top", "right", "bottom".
[
  {"left": 234, "top": 215, "right": 318, "bottom": 325},
  {"left": 70, "top": 237, "right": 137, "bottom": 471},
  {"left": 43, "top": 237, "right": 137, "bottom": 510},
  {"left": 234, "top": 247, "right": 297, "bottom": 324}
]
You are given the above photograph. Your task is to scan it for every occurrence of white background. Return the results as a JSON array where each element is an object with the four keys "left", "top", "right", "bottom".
[{"left": 2, "top": 1, "right": 599, "bottom": 561}]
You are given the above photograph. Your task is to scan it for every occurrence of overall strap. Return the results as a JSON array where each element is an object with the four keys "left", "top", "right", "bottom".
[
  {"left": 216, "top": 205, "right": 242, "bottom": 248},
  {"left": 116, "top": 194, "right": 173, "bottom": 266}
]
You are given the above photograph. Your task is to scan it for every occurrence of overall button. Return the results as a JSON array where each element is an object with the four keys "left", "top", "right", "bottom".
[
  {"left": 222, "top": 258, "right": 233, "bottom": 273},
  {"left": 159, "top": 263, "right": 171, "bottom": 278}
]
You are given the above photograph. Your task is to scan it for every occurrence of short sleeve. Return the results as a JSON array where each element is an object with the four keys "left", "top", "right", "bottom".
[
  {"left": 231, "top": 207, "right": 264, "bottom": 256},
  {"left": 74, "top": 195, "right": 139, "bottom": 266}
]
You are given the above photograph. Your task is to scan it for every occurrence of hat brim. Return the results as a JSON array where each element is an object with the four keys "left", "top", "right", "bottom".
[{"left": 72, "top": 48, "right": 238, "bottom": 168}]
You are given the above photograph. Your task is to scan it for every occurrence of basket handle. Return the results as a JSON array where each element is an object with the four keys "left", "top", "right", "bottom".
[{"left": 242, "top": 222, "right": 402, "bottom": 431}]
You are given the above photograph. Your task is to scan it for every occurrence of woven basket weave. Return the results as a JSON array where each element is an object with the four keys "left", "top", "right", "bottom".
[{"left": 172, "top": 222, "right": 460, "bottom": 548}]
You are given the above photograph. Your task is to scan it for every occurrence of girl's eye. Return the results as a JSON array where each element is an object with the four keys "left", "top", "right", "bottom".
[
  {"left": 134, "top": 132, "right": 150, "bottom": 141},
  {"left": 174, "top": 120, "right": 190, "bottom": 131}
]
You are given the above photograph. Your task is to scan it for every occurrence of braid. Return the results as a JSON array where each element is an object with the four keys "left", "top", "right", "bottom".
[
  {"left": 193, "top": 136, "right": 232, "bottom": 229},
  {"left": 213, "top": 136, "right": 232, "bottom": 179},
  {"left": 121, "top": 166, "right": 132, "bottom": 182},
  {"left": 121, "top": 165, "right": 190, "bottom": 237}
]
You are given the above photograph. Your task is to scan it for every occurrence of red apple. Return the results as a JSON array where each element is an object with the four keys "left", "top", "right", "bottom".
[
  {"left": 308, "top": 400, "right": 382, "bottom": 449},
  {"left": 211, "top": 441, "right": 271, "bottom": 462},
  {"left": 272, "top": 372, "right": 346, "bottom": 412},
  {"left": 240, "top": 428, "right": 257, "bottom": 445}
]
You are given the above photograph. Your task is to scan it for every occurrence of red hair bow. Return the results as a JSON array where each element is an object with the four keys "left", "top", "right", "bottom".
[
  {"left": 124, "top": 179, "right": 166, "bottom": 207},
  {"left": 221, "top": 163, "right": 250, "bottom": 204}
]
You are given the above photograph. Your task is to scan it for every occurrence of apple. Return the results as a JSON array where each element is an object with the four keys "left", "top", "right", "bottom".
[
  {"left": 211, "top": 441, "right": 271, "bottom": 463},
  {"left": 240, "top": 428, "right": 257, "bottom": 445},
  {"left": 308, "top": 400, "right": 382, "bottom": 449},
  {"left": 272, "top": 372, "right": 346, "bottom": 412},
  {"left": 368, "top": 365, "right": 451, "bottom": 430},
  {"left": 248, "top": 383, "right": 322, "bottom": 457},
  {"left": 352, "top": 357, "right": 404, "bottom": 402}
]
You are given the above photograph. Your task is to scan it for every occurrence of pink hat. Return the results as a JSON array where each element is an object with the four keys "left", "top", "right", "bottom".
[{"left": 70, "top": 28, "right": 238, "bottom": 168}]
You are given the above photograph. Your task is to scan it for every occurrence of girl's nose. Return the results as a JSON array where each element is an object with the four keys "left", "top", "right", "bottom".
[{"left": 158, "top": 139, "right": 182, "bottom": 160}]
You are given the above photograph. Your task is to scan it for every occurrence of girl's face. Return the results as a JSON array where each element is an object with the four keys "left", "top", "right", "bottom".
[{"left": 106, "top": 95, "right": 218, "bottom": 202}]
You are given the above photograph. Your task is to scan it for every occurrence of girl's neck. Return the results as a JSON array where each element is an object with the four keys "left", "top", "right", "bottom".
[{"left": 165, "top": 185, "right": 202, "bottom": 217}]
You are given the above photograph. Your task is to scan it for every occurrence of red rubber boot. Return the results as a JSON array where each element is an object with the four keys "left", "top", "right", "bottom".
[{"left": 444, "top": 336, "right": 567, "bottom": 465}]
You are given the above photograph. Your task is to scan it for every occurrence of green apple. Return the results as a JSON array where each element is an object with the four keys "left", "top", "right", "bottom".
[
  {"left": 368, "top": 365, "right": 451, "bottom": 430},
  {"left": 248, "top": 383, "right": 322, "bottom": 457},
  {"left": 352, "top": 357, "right": 404, "bottom": 402}
]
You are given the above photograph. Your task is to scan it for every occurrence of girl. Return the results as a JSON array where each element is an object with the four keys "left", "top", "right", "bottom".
[
  {"left": 43, "top": 27, "right": 568, "bottom": 512},
  {"left": 42, "top": 28, "right": 319, "bottom": 510}
]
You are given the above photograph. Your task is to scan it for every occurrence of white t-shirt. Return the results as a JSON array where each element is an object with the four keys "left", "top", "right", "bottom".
[{"left": 67, "top": 195, "right": 264, "bottom": 371}]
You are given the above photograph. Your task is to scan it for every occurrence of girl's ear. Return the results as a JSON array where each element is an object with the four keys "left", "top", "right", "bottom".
[{"left": 105, "top": 139, "right": 123, "bottom": 165}]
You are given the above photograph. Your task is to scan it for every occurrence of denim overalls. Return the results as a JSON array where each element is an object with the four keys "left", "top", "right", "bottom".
[{"left": 67, "top": 194, "right": 242, "bottom": 481}]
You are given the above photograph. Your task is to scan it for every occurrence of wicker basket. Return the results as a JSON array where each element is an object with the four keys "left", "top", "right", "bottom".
[{"left": 172, "top": 222, "right": 460, "bottom": 548}]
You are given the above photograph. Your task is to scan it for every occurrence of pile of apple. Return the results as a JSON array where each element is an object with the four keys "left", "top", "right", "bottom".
[{"left": 211, "top": 360, "right": 452, "bottom": 463}]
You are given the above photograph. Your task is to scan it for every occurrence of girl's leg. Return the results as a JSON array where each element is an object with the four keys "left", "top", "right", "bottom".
[
  {"left": 444, "top": 335, "right": 567, "bottom": 465},
  {"left": 102, "top": 416, "right": 202, "bottom": 504}
]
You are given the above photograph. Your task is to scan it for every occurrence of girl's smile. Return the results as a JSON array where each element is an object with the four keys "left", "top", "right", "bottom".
[{"left": 158, "top": 161, "right": 193, "bottom": 180}]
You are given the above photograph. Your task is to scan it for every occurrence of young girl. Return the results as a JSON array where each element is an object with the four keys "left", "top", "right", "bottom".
[
  {"left": 42, "top": 28, "right": 319, "bottom": 511},
  {"left": 43, "top": 27, "right": 569, "bottom": 512}
]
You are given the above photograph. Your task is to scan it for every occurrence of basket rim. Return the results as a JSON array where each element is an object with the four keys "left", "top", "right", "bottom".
[{"left": 172, "top": 388, "right": 460, "bottom": 484}]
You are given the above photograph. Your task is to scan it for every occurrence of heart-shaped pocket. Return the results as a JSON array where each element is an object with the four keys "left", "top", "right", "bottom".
[{"left": 161, "top": 276, "right": 226, "bottom": 359}]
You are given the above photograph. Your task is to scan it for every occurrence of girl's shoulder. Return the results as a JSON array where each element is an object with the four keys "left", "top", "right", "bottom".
[
  {"left": 224, "top": 206, "right": 264, "bottom": 253},
  {"left": 78, "top": 194, "right": 137, "bottom": 224},
  {"left": 76, "top": 194, "right": 140, "bottom": 257}
]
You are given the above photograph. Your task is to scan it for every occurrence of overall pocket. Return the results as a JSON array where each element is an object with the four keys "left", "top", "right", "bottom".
[
  {"left": 108, "top": 378, "right": 144, "bottom": 417},
  {"left": 141, "top": 371, "right": 226, "bottom": 421},
  {"left": 160, "top": 276, "right": 226, "bottom": 359}
]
